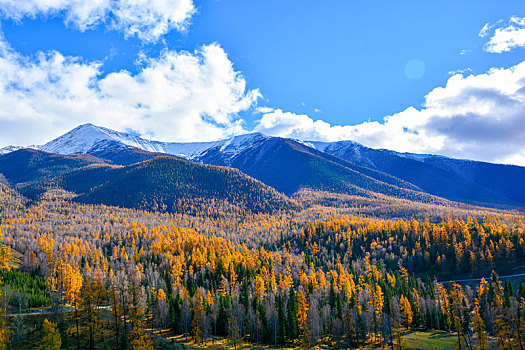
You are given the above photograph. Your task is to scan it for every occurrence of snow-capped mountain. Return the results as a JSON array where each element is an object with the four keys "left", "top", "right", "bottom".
[
  {"left": 39, "top": 123, "right": 269, "bottom": 164},
  {"left": 0, "top": 145, "right": 40, "bottom": 155},
  {"left": 3, "top": 123, "right": 525, "bottom": 207},
  {"left": 19, "top": 124, "right": 423, "bottom": 199},
  {"left": 42, "top": 123, "right": 164, "bottom": 155},
  {"left": 307, "top": 140, "right": 381, "bottom": 169},
  {"left": 307, "top": 140, "right": 473, "bottom": 170}
]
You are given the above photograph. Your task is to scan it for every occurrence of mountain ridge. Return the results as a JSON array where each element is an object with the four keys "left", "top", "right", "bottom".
[
  {"left": 2, "top": 123, "right": 518, "bottom": 168},
  {"left": 308, "top": 140, "right": 525, "bottom": 206},
  {"left": 33, "top": 125, "right": 436, "bottom": 201},
  {"left": 40, "top": 123, "right": 269, "bottom": 162},
  {"left": 2, "top": 124, "right": 525, "bottom": 208}
]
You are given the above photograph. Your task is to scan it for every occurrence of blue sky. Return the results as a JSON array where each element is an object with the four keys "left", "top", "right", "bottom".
[
  {"left": 0, "top": 0, "right": 525, "bottom": 165},
  {"left": 4, "top": 0, "right": 524, "bottom": 126}
]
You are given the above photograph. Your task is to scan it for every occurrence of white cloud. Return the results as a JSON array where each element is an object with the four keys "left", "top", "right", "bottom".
[
  {"left": 4, "top": 37, "right": 520, "bottom": 165},
  {"left": 255, "top": 61, "right": 525, "bottom": 166},
  {"left": 482, "top": 16, "right": 525, "bottom": 53},
  {"left": 479, "top": 23, "right": 492, "bottom": 38},
  {"left": 448, "top": 68, "right": 472, "bottom": 75},
  {"left": 0, "top": 0, "right": 195, "bottom": 41},
  {"left": 0, "top": 38, "right": 260, "bottom": 146},
  {"left": 0, "top": 12, "right": 524, "bottom": 167},
  {"left": 255, "top": 106, "right": 274, "bottom": 114}
]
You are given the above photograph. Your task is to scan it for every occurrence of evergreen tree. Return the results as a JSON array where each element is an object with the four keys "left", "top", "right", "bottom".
[
  {"left": 286, "top": 288, "right": 298, "bottom": 341},
  {"left": 40, "top": 319, "right": 62, "bottom": 350}
]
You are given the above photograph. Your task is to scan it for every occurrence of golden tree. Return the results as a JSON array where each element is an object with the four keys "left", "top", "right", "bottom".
[
  {"left": 40, "top": 319, "right": 61, "bottom": 350},
  {"left": 255, "top": 275, "right": 266, "bottom": 302},
  {"left": 297, "top": 290, "right": 310, "bottom": 344},
  {"left": 191, "top": 291, "right": 205, "bottom": 343},
  {"left": 400, "top": 295, "right": 413, "bottom": 328},
  {"left": 472, "top": 299, "right": 487, "bottom": 350},
  {"left": 57, "top": 262, "right": 82, "bottom": 348},
  {"left": 81, "top": 278, "right": 107, "bottom": 350},
  {"left": 129, "top": 324, "right": 153, "bottom": 350}
]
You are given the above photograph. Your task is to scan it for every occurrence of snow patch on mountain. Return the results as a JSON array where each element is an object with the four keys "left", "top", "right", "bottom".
[
  {"left": 307, "top": 140, "right": 363, "bottom": 153},
  {"left": 38, "top": 123, "right": 269, "bottom": 162},
  {"left": 392, "top": 150, "right": 476, "bottom": 167},
  {"left": 41, "top": 124, "right": 161, "bottom": 154},
  {"left": 0, "top": 145, "right": 40, "bottom": 155},
  {"left": 220, "top": 133, "right": 267, "bottom": 153},
  {"left": 0, "top": 146, "right": 26, "bottom": 155}
]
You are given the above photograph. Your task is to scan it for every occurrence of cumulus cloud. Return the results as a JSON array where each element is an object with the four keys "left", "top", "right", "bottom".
[
  {"left": 481, "top": 16, "right": 525, "bottom": 53},
  {"left": 255, "top": 61, "right": 525, "bottom": 166},
  {"left": 0, "top": 38, "right": 259, "bottom": 146},
  {"left": 0, "top": 0, "right": 195, "bottom": 41}
]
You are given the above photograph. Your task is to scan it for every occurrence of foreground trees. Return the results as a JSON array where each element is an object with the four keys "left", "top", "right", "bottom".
[
  {"left": 40, "top": 319, "right": 61, "bottom": 350},
  {"left": 0, "top": 227, "right": 11, "bottom": 348},
  {"left": 0, "top": 191, "right": 524, "bottom": 348}
]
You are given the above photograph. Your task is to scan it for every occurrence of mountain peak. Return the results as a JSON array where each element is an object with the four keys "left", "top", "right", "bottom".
[
  {"left": 78, "top": 122, "right": 95, "bottom": 128},
  {"left": 235, "top": 132, "right": 265, "bottom": 138},
  {"left": 41, "top": 123, "right": 115, "bottom": 155},
  {"left": 222, "top": 132, "right": 267, "bottom": 143},
  {"left": 72, "top": 123, "right": 106, "bottom": 133},
  {"left": 37, "top": 124, "right": 272, "bottom": 160}
]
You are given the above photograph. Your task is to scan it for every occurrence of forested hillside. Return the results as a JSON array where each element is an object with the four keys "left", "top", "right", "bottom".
[
  {"left": 0, "top": 186, "right": 524, "bottom": 349},
  {"left": 74, "top": 156, "right": 296, "bottom": 215},
  {"left": 0, "top": 149, "right": 106, "bottom": 199},
  {"left": 0, "top": 151, "right": 295, "bottom": 215}
]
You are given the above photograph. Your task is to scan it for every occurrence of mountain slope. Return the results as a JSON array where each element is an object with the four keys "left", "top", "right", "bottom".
[
  {"left": 0, "top": 149, "right": 107, "bottom": 198},
  {"left": 85, "top": 139, "right": 163, "bottom": 166},
  {"left": 13, "top": 123, "right": 525, "bottom": 207},
  {"left": 73, "top": 156, "right": 294, "bottom": 214},
  {"left": 310, "top": 141, "right": 523, "bottom": 206},
  {"left": 0, "top": 149, "right": 294, "bottom": 214},
  {"left": 36, "top": 125, "right": 432, "bottom": 201},
  {"left": 222, "top": 137, "right": 439, "bottom": 202},
  {"left": 398, "top": 153, "right": 525, "bottom": 206}
]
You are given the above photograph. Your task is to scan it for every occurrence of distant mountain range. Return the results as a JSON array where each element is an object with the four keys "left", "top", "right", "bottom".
[
  {"left": 308, "top": 141, "right": 525, "bottom": 207},
  {"left": 1, "top": 123, "right": 524, "bottom": 209}
]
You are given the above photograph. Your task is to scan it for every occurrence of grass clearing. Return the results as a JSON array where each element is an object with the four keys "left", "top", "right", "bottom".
[{"left": 401, "top": 331, "right": 458, "bottom": 349}]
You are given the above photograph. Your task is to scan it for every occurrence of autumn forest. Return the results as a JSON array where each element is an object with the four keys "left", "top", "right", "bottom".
[
  {"left": 0, "top": 0, "right": 525, "bottom": 348},
  {"left": 0, "top": 178, "right": 524, "bottom": 350}
]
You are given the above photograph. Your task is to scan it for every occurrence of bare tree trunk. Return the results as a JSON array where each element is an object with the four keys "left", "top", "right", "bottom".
[
  {"left": 75, "top": 305, "right": 80, "bottom": 350},
  {"left": 114, "top": 303, "right": 120, "bottom": 349},
  {"left": 89, "top": 323, "right": 94, "bottom": 350},
  {"left": 121, "top": 298, "right": 128, "bottom": 346},
  {"left": 516, "top": 305, "right": 524, "bottom": 350},
  {"left": 275, "top": 317, "right": 277, "bottom": 346}
]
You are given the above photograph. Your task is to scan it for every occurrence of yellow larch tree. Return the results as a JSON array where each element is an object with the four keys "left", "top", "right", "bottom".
[
  {"left": 400, "top": 295, "right": 413, "bottom": 328},
  {"left": 297, "top": 290, "right": 310, "bottom": 344}
]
